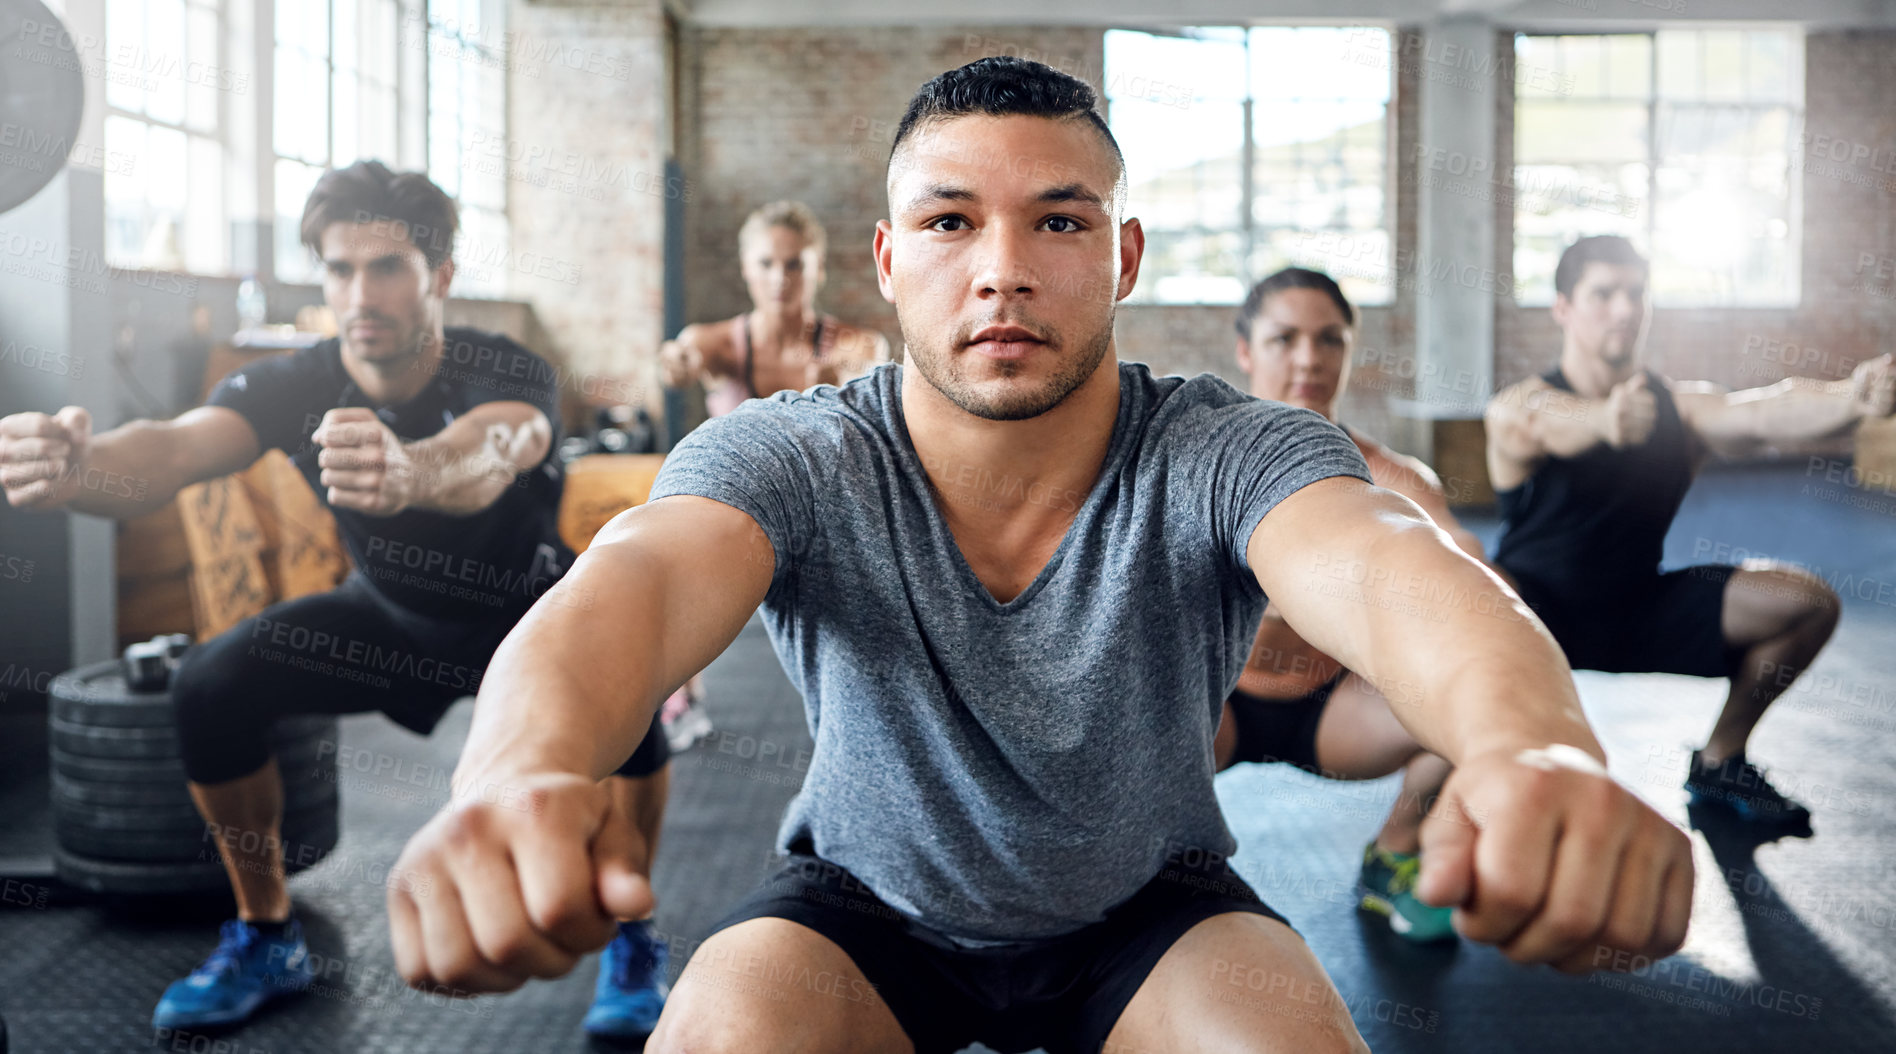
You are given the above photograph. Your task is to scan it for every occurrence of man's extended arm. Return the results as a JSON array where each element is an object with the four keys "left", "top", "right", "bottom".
[
  {"left": 1250, "top": 476, "right": 1591, "bottom": 765},
  {"left": 387, "top": 495, "right": 772, "bottom": 992},
  {"left": 1250, "top": 476, "right": 1692, "bottom": 972},
  {"left": 1674, "top": 353, "right": 1896, "bottom": 458},
  {"left": 0, "top": 405, "right": 261, "bottom": 518}
]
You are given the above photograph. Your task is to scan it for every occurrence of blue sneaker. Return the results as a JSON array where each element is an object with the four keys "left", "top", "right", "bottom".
[
  {"left": 152, "top": 919, "right": 315, "bottom": 1030},
  {"left": 1358, "top": 843, "right": 1458, "bottom": 943},
  {"left": 583, "top": 920, "right": 669, "bottom": 1040}
]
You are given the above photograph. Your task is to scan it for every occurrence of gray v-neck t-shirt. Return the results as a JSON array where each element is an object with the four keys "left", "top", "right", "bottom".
[{"left": 649, "top": 360, "right": 1369, "bottom": 941}]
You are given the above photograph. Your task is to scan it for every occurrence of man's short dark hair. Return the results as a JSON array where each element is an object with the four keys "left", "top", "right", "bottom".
[
  {"left": 1236, "top": 267, "right": 1355, "bottom": 340},
  {"left": 300, "top": 161, "right": 459, "bottom": 270},
  {"left": 889, "top": 57, "right": 1125, "bottom": 184},
  {"left": 1554, "top": 235, "right": 1648, "bottom": 299}
]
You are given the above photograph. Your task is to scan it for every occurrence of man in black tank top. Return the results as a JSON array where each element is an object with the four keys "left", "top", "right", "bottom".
[{"left": 1486, "top": 235, "right": 1896, "bottom": 828}]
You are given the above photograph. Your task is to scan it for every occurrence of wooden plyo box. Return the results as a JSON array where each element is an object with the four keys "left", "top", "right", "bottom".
[
  {"left": 114, "top": 452, "right": 350, "bottom": 648},
  {"left": 558, "top": 454, "right": 667, "bottom": 554},
  {"left": 1858, "top": 416, "right": 1896, "bottom": 488}
]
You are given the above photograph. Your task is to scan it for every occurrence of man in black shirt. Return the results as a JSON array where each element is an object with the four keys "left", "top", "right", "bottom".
[
  {"left": 0, "top": 162, "right": 672, "bottom": 1040},
  {"left": 1486, "top": 235, "right": 1895, "bottom": 828}
]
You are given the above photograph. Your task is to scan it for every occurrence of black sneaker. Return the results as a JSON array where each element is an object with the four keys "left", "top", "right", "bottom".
[{"left": 1684, "top": 750, "right": 1812, "bottom": 827}]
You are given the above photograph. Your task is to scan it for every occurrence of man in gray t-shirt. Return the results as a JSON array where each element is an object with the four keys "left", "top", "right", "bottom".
[{"left": 390, "top": 59, "right": 1694, "bottom": 1054}]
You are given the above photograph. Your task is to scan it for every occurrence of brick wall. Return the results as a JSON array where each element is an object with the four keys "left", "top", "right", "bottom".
[{"left": 506, "top": 0, "right": 669, "bottom": 414}]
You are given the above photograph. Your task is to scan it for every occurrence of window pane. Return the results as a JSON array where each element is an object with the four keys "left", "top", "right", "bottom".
[
  {"left": 1142, "top": 230, "right": 1247, "bottom": 304},
  {"left": 334, "top": 71, "right": 360, "bottom": 165},
  {"left": 275, "top": 157, "right": 325, "bottom": 281},
  {"left": 143, "top": 0, "right": 188, "bottom": 126},
  {"left": 1250, "top": 27, "right": 1390, "bottom": 103},
  {"left": 455, "top": 205, "right": 508, "bottom": 297},
  {"left": 1113, "top": 99, "right": 1243, "bottom": 230},
  {"left": 104, "top": 116, "right": 149, "bottom": 267},
  {"left": 1516, "top": 101, "right": 1649, "bottom": 164},
  {"left": 1104, "top": 28, "right": 1245, "bottom": 104},
  {"left": 1744, "top": 32, "right": 1792, "bottom": 103},
  {"left": 106, "top": 0, "right": 147, "bottom": 113},
  {"left": 185, "top": 3, "right": 219, "bottom": 132},
  {"left": 278, "top": 0, "right": 329, "bottom": 59},
  {"left": 1522, "top": 35, "right": 1650, "bottom": 99},
  {"left": 185, "top": 133, "right": 226, "bottom": 273},
  {"left": 334, "top": 0, "right": 358, "bottom": 72},
  {"left": 1697, "top": 30, "right": 1748, "bottom": 102},
  {"left": 274, "top": 47, "right": 330, "bottom": 162}
]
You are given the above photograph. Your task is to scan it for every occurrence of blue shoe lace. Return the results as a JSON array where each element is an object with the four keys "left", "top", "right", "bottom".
[{"left": 193, "top": 920, "right": 262, "bottom": 980}]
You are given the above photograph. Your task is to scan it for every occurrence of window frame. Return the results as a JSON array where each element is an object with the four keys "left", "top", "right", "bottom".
[
  {"left": 1511, "top": 28, "right": 1804, "bottom": 309},
  {"left": 102, "top": 0, "right": 236, "bottom": 275},
  {"left": 1104, "top": 24, "right": 1397, "bottom": 308}
]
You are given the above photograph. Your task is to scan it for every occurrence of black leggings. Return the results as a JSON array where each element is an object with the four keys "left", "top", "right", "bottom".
[{"left": 172, "top": 572, "right": 669, "bottom": 784}]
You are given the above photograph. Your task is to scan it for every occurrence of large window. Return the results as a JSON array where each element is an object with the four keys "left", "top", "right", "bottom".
[
  {"left": 1105, "top": 26, "right": 1393, "bottom": 306},
  {"left": 104, "top": 0, "right": 232, "bottom": 274},
  {"left": 273, "top": 0, "right": 409, "bottom": 282},
  {"left": 100, "top": 0, "right": 510, "bottom": 290},
  {"left": 1514, "top": 30, "right": 1802, "bottom": 306},
  {"left": 423, "top": 0, "right": 508, "bottom": 298}
]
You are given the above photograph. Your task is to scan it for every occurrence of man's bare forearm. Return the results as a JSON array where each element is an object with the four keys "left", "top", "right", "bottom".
[
  {"left": 62, "top": 421, "right": 188, "bottom": 517},
  {"left": 1354, "top": 524, "right": 1601, "bottom": 764},
  {"left": 455, "top": 544, "right": 678, "bottom": 784},
  {"left": 453, "top": 498, "right": 770, "bottom": 787},
  {"left": 1721, "top": 377, "right": 1862, "bottom": 445},
  {"left": 402, "top": 409, "right": 550, "bottom": 516},
  {"left": 1262, "top": 484, "right": 1601, "bottom": 767}
]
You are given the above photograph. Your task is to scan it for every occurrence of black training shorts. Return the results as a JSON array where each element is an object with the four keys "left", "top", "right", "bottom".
[{"left": 700, "top": 842, "right": 1293, "bottom": 1054}]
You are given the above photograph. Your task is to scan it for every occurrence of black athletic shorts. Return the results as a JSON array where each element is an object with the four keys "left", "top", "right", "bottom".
[
  {"left": 1511, "top": 564, "right": 1742, "bottom": 678},
  {"left": 704, "top": 841, "right": 1292, "bottom": 1054},
  {"left": 1223, "top": 673, "right": 1345, "bottom": 774},
  {"left": 171, "top": 571, "right": 669, "bottom": 784}
]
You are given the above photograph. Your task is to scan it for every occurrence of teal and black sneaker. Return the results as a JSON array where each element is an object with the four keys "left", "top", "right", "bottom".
[
  {"left": 1358, "top": 843, "right": 1458, "bottom": 943},
  {"left": 1684, "top": 750, "right": 1812, "bottom": 828},
  {"left": 152, "top": 918, "right": 315, "bottom": 1030},
  {"left": 583, "top": 919, "right": 670, "bottom": 1041}
]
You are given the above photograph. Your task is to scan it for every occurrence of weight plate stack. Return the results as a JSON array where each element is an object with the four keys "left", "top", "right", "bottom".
[{"left": 47, "top": 661, "right": 341, "bottom": 895}]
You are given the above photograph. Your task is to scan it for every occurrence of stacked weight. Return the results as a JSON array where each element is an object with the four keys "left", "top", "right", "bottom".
[{"left": 48, "top": 659, "right": 340, "bottom": 895}]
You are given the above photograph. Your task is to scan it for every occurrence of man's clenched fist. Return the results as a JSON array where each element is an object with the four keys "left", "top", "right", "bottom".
[
  {"left": 1603, "top": 374, "right": 1658, "bottom": 449},
  {"left": 389, "top": 772, "right": 654, "bottom": 993},
  {"left": 313, "top": 407, "right": 420, "bottom": 516},
  {"left": 0, "top": 406, "right": 91, "bottom": 509},
  {"left": 1849, "top": 353, "right": 1895, "bottom": 419},
  {"left": 1416, "top": 744, "right": 1694, "bottom": 974}
]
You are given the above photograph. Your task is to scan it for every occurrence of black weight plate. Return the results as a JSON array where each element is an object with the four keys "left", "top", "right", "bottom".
[
  {"left": 48, "top": 717, "right": 178, "bottom": 759},
  {"left": 51, "top": 770, "right": 338, "bottom": 810},
  {"left": 0, "top": 0, "right": 86, "bottom": 214}
]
